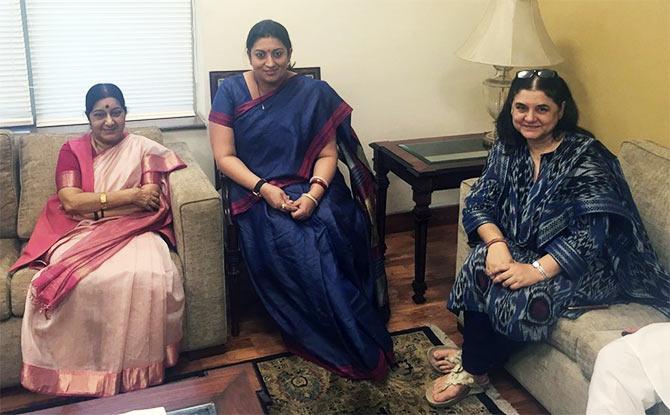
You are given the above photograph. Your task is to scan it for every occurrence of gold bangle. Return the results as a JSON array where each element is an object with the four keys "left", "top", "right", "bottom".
[
  {"left": 301, "top": 192, "right": 319, "bottom": 207},
  {"left": 99, "top": 192, "right": 108, "bottom": 210}
]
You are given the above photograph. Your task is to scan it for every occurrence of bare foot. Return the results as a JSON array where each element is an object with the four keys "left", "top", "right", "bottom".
[{"left": 430, "top": 348, "right": 460, "bottom": 373}]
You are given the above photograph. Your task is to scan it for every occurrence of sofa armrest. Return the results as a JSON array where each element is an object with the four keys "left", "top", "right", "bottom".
[
  {"left": 456, "top": 177, "right": 479, "bottom": 276},
  {"left": 165, "top": 142, "right": 227, "bottom": 351}
]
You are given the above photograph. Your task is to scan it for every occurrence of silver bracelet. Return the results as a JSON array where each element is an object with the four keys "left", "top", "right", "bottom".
[{"left": 532, "top": 260, "right": 549, "bottom": 280}]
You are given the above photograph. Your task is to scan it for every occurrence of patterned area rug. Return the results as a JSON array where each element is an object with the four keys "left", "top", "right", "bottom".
[{"left": 253, "top": 326, "right": 518, "bottom": 414}]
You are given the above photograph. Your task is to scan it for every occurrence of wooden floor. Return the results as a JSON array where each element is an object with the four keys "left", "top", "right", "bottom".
[{"left": 0, "top": 223, "right": 547, "bottom": 414}]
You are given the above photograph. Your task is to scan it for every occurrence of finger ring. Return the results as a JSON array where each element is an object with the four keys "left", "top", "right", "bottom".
[{"left": 280, "top": 203, "right": 286, "bottom": 210}]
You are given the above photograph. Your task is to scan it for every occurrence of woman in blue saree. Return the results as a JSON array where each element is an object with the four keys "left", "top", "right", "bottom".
[
  {"left": 208, "top": 20, "right": 393, "bottom": 380},
  {"left": 426, "top": 69, "right": 670, "bottom": 407}
]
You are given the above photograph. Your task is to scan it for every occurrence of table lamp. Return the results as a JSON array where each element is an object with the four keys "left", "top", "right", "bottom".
[{"left": 457, "top": 0, "right": 563, "bottom": 143}]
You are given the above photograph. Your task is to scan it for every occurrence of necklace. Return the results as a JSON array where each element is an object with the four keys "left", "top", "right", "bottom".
[{"left": 253, "top": 71, "right": 289, "bottom": 111}]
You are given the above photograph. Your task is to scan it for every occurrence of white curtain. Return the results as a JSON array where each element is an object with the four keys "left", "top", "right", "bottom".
[
  {"left": 24, "top": 0, "right": 194, "bottom": 127},
  {"left": 0, "top": 0, "right": 33, "bottom": 127}
]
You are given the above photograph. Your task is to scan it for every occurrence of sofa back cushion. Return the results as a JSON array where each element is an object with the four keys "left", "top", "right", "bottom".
[
  {"left": 0, "top": 131, "right": 18, "bottom": 238},
  {"left": 619, "top": 140, "right": 670, "bottom": 270},
  {"left": 16, "top": 127, "right": 163, "bottom": 239}
]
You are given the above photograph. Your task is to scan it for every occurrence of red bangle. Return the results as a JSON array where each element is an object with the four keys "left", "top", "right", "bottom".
[
  {"left": 485, "top": 237, "right": 507, "bottom": 248},
  {"left": 309, "top": 176, "right": 328, "bottom": 190}
]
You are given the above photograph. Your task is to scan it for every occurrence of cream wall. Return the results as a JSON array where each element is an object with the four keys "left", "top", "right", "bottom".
[
  {"left": 192, "top": 0, "right": 493, "bottom": 213},
  {"left": 540, "top": 0, "right": 670, "bottom": 151}
]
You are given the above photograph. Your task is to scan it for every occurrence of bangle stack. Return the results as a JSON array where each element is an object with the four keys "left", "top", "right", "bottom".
[
  {"left": 309, "top": 176, "right": 329, "bottom": 191},
  {"left": 302, "top": 192, "right": 319, "bottom": 207}
]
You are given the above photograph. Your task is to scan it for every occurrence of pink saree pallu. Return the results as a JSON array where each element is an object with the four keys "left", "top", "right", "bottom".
[{"left": 16, "top": 133, "right": 186, "bottom": 397}]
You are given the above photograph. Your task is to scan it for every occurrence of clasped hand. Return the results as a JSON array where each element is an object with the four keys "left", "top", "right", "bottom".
[
  {"left": 486, "top": 244, "right": 542, "bottom": 290},
  {"left": 259, "top": 184, "right": 316, "bottom": 220},
  {"left": 133, "top": 187, "right": 161, "bottom": 211}
]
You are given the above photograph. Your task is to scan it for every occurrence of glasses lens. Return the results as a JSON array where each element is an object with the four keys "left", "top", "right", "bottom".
[
  {"left": 516, "top": 70, "right": 534, "bottom": 79},
  {"left": 537, "top": 69, "right": 557, "bottom": 78}
]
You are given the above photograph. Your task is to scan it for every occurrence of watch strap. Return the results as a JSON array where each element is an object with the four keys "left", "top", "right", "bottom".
[{"left": 252, "top": 179, "right": 267, "bottom": 197}]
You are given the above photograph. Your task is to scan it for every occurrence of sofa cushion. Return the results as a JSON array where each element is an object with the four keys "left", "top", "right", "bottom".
[
  {"left": 619, "top": 140, "right": 670, "bottom": 270},
  {"left": 573, "top": 329, "right": 621, "bottom": 379},
  {"left": 0, "top": 239, "right": 21, "bottom": 320},
  {"left": 16, "top": 127, "right": 164, "bottom": 239},
  {"left": 10, "top": 266, "right": 37, "bottom": 317},
  {"left": 548, "top": 303, "right": 667, "bottom": 379},
  {"left": 0, "top": 130, "right": 18, "bottom": 239}
]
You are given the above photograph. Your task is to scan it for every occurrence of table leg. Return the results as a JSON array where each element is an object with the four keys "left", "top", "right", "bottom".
[
  {"left": 412, "top": 189, "right": 431, "bottom": 304},
  {"left": 372, "top": 149, "right": 390, "bottom": 255}
]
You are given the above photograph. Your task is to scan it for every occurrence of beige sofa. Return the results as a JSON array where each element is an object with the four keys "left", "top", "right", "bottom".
[
  {"left": 456, "top": 139, "right": 670, "bottom": 414},
  {"left": 0, "top": 127, "right": 227, "bottom": 389}
]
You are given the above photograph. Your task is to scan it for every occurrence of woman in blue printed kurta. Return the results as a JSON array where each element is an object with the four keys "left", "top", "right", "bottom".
[
  {"left": 208, "top": 20, "right": 393, "bottom": 380},
  {"left": 426, "top": 70, "right": 670, "bottom": 407}
]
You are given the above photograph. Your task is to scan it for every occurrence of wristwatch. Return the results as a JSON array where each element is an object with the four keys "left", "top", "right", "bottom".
[
  {"left": 99, "top": 192, "right": 108, "bottom": 210},
  {"left": 532, "top": 260, "right": 549, "bottom": 280},
  {"left": 252, "top": 179, "right": 267, "bottom": 197}
]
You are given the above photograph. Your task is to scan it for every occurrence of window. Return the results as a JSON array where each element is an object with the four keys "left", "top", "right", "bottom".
[
  {"left": 0, "top": 0, "right": 33, "bottom": 127},
  {"left": 1, "top": 0, "right": 194, "bottom": 128}
]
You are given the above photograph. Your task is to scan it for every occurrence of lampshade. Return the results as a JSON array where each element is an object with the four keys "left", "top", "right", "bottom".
[{"left": 457, "top": 0, "right": 563, "bottom": 67}]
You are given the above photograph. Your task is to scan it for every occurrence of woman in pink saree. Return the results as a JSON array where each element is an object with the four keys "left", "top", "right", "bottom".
[{"left": 10, "top": 83, "right": 186, "bottom": 397}]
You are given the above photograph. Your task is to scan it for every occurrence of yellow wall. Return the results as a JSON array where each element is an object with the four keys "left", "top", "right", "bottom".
[{"left": 540, "top": 0, "right": 670, "bottom": 151}]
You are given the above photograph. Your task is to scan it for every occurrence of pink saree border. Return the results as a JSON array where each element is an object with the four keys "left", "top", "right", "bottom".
[
  {"left": 297, "top": 101, "right": 353, "bottom": 177},
  {"left": 20, "top": 342, "right": 180, "bottom": 397},
  {"left": 208, "top": 111, "right": 233, "bottom": 127},
  {"left": 230, "top": 177, "right": 304, "bottom": 215}
]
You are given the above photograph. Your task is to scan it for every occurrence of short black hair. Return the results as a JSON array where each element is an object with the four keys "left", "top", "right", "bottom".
[
  {"left": 85, "top": 83, "right": 127, "bottom": 119},
  {"left": 495, "top": 72, "right": 591, "bottom": 146}
]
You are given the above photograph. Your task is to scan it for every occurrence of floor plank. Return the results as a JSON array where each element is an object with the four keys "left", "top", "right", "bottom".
[{"left": 1, "top": 224, "right": 547, "bottom": 414}]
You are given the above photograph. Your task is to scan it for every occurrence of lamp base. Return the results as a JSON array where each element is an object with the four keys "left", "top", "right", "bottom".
[{"left": 481, "top": 65, "right": 513, "bottom": 147}]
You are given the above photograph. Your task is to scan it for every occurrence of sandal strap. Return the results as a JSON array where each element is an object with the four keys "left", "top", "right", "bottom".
[
  {"left": 445, "top": 349, "right": 462, "bottom": 365},
  {"left": 433, "top": 363, "right": 479, "bottom": 393},
  {"left": 430, "top": 347, "right": 462, "bottom": 366}
]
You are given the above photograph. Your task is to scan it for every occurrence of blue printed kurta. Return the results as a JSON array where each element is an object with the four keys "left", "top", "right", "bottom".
[{"left": 448, "top": 134, "right": 670, "bottom": 342}]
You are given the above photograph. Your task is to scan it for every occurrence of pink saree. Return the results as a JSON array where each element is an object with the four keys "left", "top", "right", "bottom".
[{"left": 16, "top": 133, "right": 186, "bottom": 397}]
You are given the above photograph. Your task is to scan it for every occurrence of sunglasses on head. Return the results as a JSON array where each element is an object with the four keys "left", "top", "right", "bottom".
[{"left": 516, "top": 69, "right": 558, "bottom": 79}]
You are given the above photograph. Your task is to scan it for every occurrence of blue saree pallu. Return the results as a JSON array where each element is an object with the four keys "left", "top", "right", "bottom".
[{"left": 210, "top": 74, "right": 393, "bottom": 379}]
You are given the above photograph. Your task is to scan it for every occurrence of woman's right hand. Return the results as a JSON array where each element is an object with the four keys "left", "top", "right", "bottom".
[
  {"left": 259, "top": 183, "right": 297, "bottom": 212},
  {"left": 485, "top": 242, "right": 514, "bottom": 277},
  {"left": 132, "top": 187, "right": 161, "bottom": 211}
]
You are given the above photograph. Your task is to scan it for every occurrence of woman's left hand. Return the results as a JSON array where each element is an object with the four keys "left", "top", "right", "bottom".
[
  {"left": 290, "top": 195, "right": 317, "bottom": 221},
  {"left": 492, "top": 262, "right": 543, "bottom": 290}
]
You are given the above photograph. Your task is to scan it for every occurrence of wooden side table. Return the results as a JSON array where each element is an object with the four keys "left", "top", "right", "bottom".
[{"left": 370, "top": 133, "right": 488, "bottom": 303}]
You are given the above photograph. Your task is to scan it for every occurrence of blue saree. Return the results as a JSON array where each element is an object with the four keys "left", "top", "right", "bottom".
[
  {"left": 448, "top": 133, "right": 670, "bottom": 342},
  {"left": 209, "top": 74, "right": 393, "bottom": 379}
]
